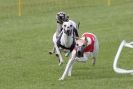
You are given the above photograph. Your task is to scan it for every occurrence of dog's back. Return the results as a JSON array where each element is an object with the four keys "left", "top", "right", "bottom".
[
  {"left": 93, "top": 34, "right": 99, "bottom": 58},
  {"left": 82, "top": 32, "right": 99, "bottom": 58}
]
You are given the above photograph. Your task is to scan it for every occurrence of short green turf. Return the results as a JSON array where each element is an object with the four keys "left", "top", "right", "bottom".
[{"left": 0, "top": 0, "right": 133, "bottom": 89}]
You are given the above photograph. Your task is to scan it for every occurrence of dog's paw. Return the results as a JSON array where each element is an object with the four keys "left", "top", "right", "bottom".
[
  {"left": 55, "top": 54, "right": 59, "bottom": 57},
  {"left": 58, "top": 62, "right": 63, "bottom": 66},
  {"left": 58, "top": 78, "right": 64, "bottom": 81},
  {"left": 65, "top": 51, "right": 70, "bottom": 57},
  {"left": 68, "top": 73, "right": 71, "bottom": 77},
  {"left": 48, "top": 51, "right": 53, "bottom": 55},
  {"left": 92, "top": 61, "right": 96, "bottom": 66}
]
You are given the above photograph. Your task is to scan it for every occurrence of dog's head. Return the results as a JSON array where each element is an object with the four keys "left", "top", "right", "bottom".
[
  {"left": 75, "top": 37, "right": 88, "bottom": 57},
  {"left": 62, "top": 22, "right": 73, "bottom": 36},
  {"left": 56, "top": 11, "right": 69, "bottom": 24}
]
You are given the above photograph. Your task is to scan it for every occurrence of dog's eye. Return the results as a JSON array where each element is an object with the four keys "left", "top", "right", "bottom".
[
  {"left": 82, "top": 44, "right": 86, "bottom": 47},
  {"left": 76, "top": 44, "right": 79, "bottom": 46},
  {"left": 64, "top": 25, "right": 66, "bottom": 27},
  {"left": 70, "top": 25, "right": 72, "bottom": 27}
]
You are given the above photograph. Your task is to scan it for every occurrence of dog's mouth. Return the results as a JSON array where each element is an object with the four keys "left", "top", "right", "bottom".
[
  {"left": 76, "top": 51, "right": 83, "bottom": 57},
  {"left": 76, "top": 47, "right": 84, "bottom": 57},
  {"left": 65, "top": 30, "right": 71, "bottom": 36},
  {"left": 67, "top": 30, "right": 71, "bottom": 36}
]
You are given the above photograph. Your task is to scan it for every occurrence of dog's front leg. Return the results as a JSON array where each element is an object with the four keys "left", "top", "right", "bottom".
[
  {"left": 59, "top": 50, "right": 76, "bottom": 80},
  {"left": 54, "top": 43, "right": 64, "bottom": 65},
  {"left": 68, "top": 65, "right": 72, "bottom": 76},
  {"left": 52, "top": 32, "right": 64, "bottom": 65}
]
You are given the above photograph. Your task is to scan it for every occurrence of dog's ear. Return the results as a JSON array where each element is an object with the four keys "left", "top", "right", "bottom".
[
  {"left": 85, "top": 37, "right": 88, "bottom": 44},
  {"left": 85, "top": 37, "right": 88, "bottom": 43}
]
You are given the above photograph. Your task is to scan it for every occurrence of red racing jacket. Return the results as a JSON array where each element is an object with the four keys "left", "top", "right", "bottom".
[{"left": 82, "top": 33, "right": 95, "bottom": 52}]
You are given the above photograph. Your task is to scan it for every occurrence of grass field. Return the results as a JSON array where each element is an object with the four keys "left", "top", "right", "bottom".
[{"left": 0, "top": 0, "right": 133, "bottom": 89}]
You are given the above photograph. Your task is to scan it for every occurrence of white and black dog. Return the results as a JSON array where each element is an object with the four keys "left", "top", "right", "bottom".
[
  {"left": 59, "top": 32, "right": 99, "bottom": 80},
  {"left": 50, "top": 20, "right": 79, "bottom": 65}
]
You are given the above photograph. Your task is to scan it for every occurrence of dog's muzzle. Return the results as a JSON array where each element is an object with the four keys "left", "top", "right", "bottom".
[
  {"left": 76, "top": 47, "right": 84, "bottom": 57},
  {"left": 64, "top": 30, "right": 71, "bottom": 36}
]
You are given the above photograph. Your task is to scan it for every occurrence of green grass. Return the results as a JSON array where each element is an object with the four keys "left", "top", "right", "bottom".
[{"left": 0, "top": 0, "right": 133, "bottom": 89}]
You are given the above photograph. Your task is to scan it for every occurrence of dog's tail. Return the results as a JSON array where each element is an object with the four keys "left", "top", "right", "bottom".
[{"left": 77, "top": 22, "right": 80, "bottom": 29}]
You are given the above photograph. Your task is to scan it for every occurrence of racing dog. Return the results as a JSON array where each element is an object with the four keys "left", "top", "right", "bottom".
[
  {"left": 51, "top": 21, "right": 78, "bottom": 65},
  {"left": 59, "top": 32, "right": 99, "bottom": 80}
]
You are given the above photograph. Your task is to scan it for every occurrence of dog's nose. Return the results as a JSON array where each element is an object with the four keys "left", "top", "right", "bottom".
[
  {"left": 67, "top": 30, "right": 70, "bottom": 33},
  {"left": 76, "top": 47, "right": 84, "bottom": 57},
  {"left": 77, "top": 51, "right": 81, "bottom": 55}
]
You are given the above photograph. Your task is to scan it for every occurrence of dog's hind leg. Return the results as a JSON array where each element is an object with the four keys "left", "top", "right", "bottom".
[
  {"left": 92, "top": 35, "right": 99, "bottom": 66},
  {"left": 49, "top": 32, "right": 57, "bottom": 55},
  {"left": 92, "top": 57, "right": 96, "bottom": 66}
]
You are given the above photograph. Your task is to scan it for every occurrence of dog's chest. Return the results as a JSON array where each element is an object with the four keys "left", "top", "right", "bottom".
[{"left": 61, "top": 35, "right": 73, "bottom": 48}]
